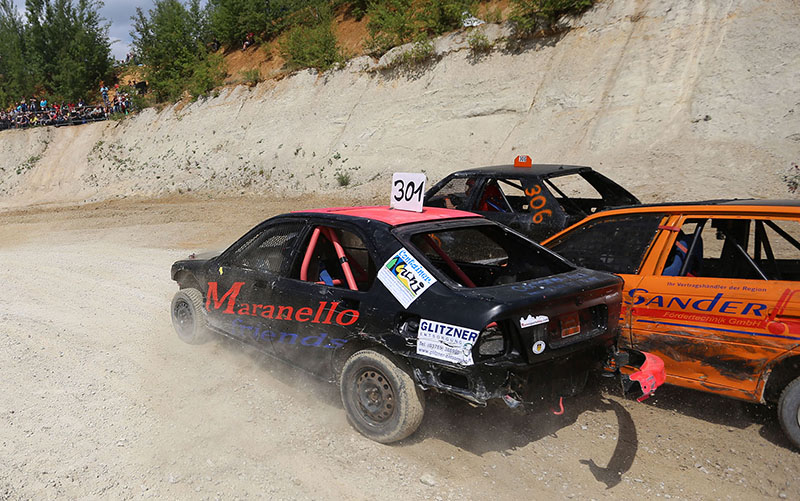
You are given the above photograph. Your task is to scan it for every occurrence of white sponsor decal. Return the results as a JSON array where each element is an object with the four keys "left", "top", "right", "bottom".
[
  {"left": 520, "top": 314, "right": 549, "bottom": 329},
  {"left": 532, "top": 340, "right": 546, "bottom": 355},
  {"left": 416, "top": 319, "right": 478, "bottom": 365},
  {"left": 378, "top": 248, "right": 437, "bottom": 308}
]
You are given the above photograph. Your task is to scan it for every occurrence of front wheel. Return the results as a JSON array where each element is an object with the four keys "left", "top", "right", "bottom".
[
  {"left": 340, "top": 350, "right": 425, "bottom": 443},
  {"left": 170, "top": 288, "right": 212, "bottom": 345},
  {"left": 778, "top": 376, "right": 800, "bottom": 450}
]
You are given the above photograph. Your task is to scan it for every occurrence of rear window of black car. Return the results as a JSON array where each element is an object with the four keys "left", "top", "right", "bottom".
[
  {"left": 407, "top": 223, "right": 572, "bottom": 288},
  {"left": 547, "top": 213, "right": 666, "bottom": 274}
]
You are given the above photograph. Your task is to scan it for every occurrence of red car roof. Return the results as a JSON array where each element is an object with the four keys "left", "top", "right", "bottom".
[{"left": 297, "top": 206, "right": 481, "bottom": 226}]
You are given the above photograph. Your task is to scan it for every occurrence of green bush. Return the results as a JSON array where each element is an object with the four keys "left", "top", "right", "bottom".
[
  {"left": 509, "top": 0, "right": 595, "bottom": 37},
  {"left": 416, "top": 0, "right": 476, "bottom": 36},
  {"left": 335, "top": 170, "right": 351, "bottom": 186},
  {"left": 386, "top": 37, "right": 435, "bottom": 69},
  {"left": 281, "top": 14, "right": 343, "bottom": 71},
  {"left": 365, "top": 0, "right": 417, "bottom": 56},
  {"left": 365, "top": 0, "right": 477, "bottom": 56},
  {"left": 467, "top": 28, "right": 493, "bottom": 54},
  {"left": 239, "top": 68, "right": 262, "bottom": 85},
  {"left": 189, "top": 52, "right": 226, "bottom": 97}
]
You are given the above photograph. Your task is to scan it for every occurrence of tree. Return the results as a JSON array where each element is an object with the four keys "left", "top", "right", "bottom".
[
  {"left": 51, "top": 0, "right": 112, "bottom": 101},
  {"left": 0, "top": 0, "right": 110, "bottom": 107},
  {"left": 0, "top": 0, "right": 31, "bottom": 107},
  {"left": 131, "top": 0, "right": 225, "bottom": 101},
  {"left": 208, "top": 0, "right": 266, "bottom": 47},
  {"left": 281, "top": 3, "right": 342, "bottom": 71}
]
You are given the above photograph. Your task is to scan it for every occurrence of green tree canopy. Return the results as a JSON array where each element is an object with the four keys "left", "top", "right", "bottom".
[
  {"left": 131, "top": 0, "right": 225, "bottom": 101},
  {"left": 0, "top": 0, "right": 31, "bottom": 106},
  {"left": 0, "top": 0, "right": 110, "bottom": 108}
]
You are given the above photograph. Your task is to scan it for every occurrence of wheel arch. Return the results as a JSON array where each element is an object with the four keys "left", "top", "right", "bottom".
[
  {"left": 331, "top": 337, "right": 413, "bottom": 385},
  {"left": 174, "top": 269, "right": 201, "bottom": 291},
  {"left": 763, "top": 353, "right": 800, "bottom": 403}
]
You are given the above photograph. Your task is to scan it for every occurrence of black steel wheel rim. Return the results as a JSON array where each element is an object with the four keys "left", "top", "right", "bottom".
[
  {"left": 173, "top": 299, "right": 195, "bottom": 337},
  {"left": 355, "top": 368, "right": 395, "bottom": 424}
]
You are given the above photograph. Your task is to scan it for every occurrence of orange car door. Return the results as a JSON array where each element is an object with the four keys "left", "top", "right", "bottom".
[{"left": 629, "top": 215, "right": 800, "bottom": 401}]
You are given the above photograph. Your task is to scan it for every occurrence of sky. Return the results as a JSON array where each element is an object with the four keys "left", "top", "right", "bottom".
[{"left": 10, "top": 0, "right": 174, "bottom": 61}]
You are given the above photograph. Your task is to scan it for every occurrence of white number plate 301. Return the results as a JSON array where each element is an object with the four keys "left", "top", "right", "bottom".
[{"left": 391, "top": 172, "right": 426, "bottom": 212}]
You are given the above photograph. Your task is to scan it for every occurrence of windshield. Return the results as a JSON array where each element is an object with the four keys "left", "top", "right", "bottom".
[{"left": 405, "top": 222, "right": 573, "bottom": 288}]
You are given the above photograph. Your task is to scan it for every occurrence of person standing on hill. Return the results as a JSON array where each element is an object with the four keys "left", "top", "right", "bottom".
[{"left": 100, "top": 84, "right": 109, "bottom": 106}]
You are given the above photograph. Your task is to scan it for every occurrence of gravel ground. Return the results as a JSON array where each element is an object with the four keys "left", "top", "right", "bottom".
[{"left": 1, "top": 195, "right": 798, "bottom": 500}]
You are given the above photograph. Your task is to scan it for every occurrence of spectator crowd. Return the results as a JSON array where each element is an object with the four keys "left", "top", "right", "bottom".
[{"left": 0, "top": 90, "right": 134, "bottom": 132}]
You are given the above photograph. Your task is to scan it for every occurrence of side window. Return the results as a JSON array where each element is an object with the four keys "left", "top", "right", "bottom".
[
  {"left": 548, "top": 214, "right": 666, "bottom": 274},
  {"left": 545, "top": 173, "right": 603, "bottom": 201},
  {"left": 228, "top": 222, "right": 305, "bottom": 275},
  {"left": 756, "top": 219, "right": 800, "bottom": 280},
  {"left": 472, "top": 178, "right": 548, "bottom": 214},
  {"left": 475, "top": 179, "right": 511, "bottom": 212},
  {"left": 425, "top": 177, "right": 473, "bottom": 210},
  {"left": 543, "top": 172, "right": 617, "bottom": 223},
  {"left": 292, "top": 226, "right": 377, "bottom": 291},
  {"left": 666, "top": 218, "right": 800, "bottom": 281}
]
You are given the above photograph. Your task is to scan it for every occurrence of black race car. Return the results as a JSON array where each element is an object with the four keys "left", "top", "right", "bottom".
[
  {"left": 424, "top": 158, "right": 640, "bottom": 242},
  {"left": 170, "top": 206, "right": 663, "bottom": 443}
]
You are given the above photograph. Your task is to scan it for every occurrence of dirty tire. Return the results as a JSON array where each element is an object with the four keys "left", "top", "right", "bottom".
[
  {"left": 778, "top": 376, "right": 800, "bottom": 450},
  {"left": 170, "top": 288, "right": 211, "bottom": 345},
  {"left": 340, "top": 350, "right": 425, "bottom": 444}
]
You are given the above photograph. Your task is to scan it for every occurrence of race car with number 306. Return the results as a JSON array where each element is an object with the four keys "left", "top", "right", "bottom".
[
  {"left": 424, "top": 155, "right": 641, "bottom": 242},
  {"left": 170, "top": 205, "right": 664, "bottom": 443}
]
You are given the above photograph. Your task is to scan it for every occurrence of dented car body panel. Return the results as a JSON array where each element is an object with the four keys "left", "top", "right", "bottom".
[
  {"left": 543, "top": 200, "right": 800, "bottom": 404},
  {"left": 171, "top": 206, "right": 652, "bottom": 406}
]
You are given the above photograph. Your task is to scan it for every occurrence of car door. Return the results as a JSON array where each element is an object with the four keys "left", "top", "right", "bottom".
[
  {"left": 206, "top": 220, "right": 308, "bottom": 354},
  {"left": 269, "top": 222, "right": 379, "bottom": 375},
  {"left": 628, "top": 213, "right": 800, "bottom": 400}
]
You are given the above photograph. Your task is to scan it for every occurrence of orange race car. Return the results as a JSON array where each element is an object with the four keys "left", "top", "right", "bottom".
[{"left": 542, "top": 200, "right": 800, "bottom": 449}]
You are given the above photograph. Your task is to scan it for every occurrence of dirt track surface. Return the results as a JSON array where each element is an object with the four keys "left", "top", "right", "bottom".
[{"left": 1, "top": 196, "right": 798, "bottom": 500}]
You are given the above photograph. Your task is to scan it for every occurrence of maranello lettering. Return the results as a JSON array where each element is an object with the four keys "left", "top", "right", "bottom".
[
  {"left": 628, "top": 289, "right": 767, "bottom": 317},
  {"left": 206, "top": 282, "right": 359, "bottom": 326},
  {"left": 231, "top": 318, "right": 347, "bottom": 349}
]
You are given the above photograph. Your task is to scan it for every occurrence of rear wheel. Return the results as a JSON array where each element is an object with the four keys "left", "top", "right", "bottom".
[
  {"left": 340, "top": 350, "right": 425, "bottom": 443},
  {"left": 778, "top": 376, "right": 800, "bottom": 450},
  {"left": 170, "top": 288, "right": 211, "bottom": 345}
]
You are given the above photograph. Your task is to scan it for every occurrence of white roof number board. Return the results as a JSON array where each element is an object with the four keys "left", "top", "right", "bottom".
[{"left": 391, "top": 172, "right": 426, "bottom": 212}]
